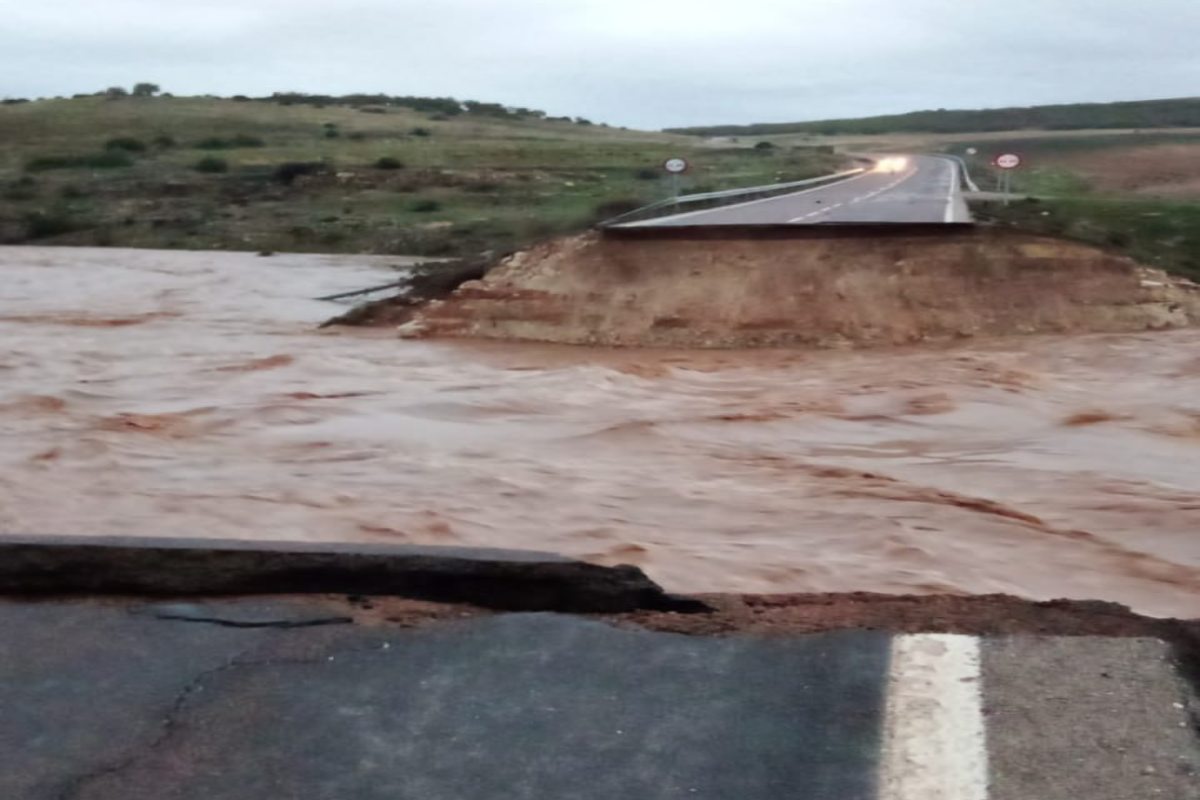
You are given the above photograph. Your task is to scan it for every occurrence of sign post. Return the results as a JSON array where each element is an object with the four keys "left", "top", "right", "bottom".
[
  {"left": 993, "top": 153, "right": 1022, "bottom": 205},
  {"left": 663, "top": 157, "right": 690, "bottom": 202}
]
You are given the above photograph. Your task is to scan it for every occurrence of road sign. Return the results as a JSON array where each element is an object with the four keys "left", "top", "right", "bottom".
[
  {"left": 992, "top": 153, "right": 1022, "bottom": 206},
  {"left": 663, "top": 157, "right": 690, "bottom": 174}
]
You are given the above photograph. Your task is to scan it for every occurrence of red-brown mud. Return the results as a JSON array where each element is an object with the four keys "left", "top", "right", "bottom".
[{"left": 2, "top": 246, "right": 1198, "bottom": 617}]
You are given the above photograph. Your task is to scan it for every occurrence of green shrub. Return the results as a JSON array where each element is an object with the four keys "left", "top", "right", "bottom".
[
  {"left": 89, "top": 151, "right": 135, "bottom": 168},
  {"left": 23, "top": 209, "right": 83, "bottom": 239},
  {"left": 324, "top": 128, "right": 340, "bottom": 139},
  {"left": 152, "top": 134, "right": 177, "bottom": 149},
  {"left": 593, "top": 197, "right": 644, "bottom": 220},
  {"left": 193, "top": 157, "right": 229, "bottom": 173},
  {"left": 3, "top": 182, "right": 37, "bottom": 201},
  {"left": 347, "top": 132, "right": 368, "bottom": 141},
  {"left": 274, "top": 161, "right": 326, "bottom": 185},
  {"left": 753, "top": 141, "right": 776, "bottom": 151},
  {"left": 229, "top": 134, "right": 265, "bottom": 147},
  {"left": 91, "top": 226, "right": 116, "bottom": 246},
  {"left": 318, "top": 228, "right": 347, "bottom": 245},
  {"left": 634, "top": 168, "right": 660, "bottom": 181},
  {"left": 195, "top": 134, "right": 264, "bottom": 150},
  {"left": 25, "top": 152, "right": 133, "bottom": 171},
  {"left": 374, "top": 156, "right": 404, "bottom": 170},
  {"left": 1106, "top": 229, "right": 1133, "bottom": 248},
  {"left": 410, "top": 127, "right": 432, "bottom": 138},
  {"left": 105, "top": 137, "right": 147, "bottom": 153},
  {"left": 410, "top": 199, "right": 441, "bottom": 213}
]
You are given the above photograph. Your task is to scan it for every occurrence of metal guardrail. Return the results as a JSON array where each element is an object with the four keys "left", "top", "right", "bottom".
[
  {"left": 598, "top": 168, "right": 868, "bottom": 228},
  {"left": 939, "top": 154, "right": 981, "bottom": 193}
]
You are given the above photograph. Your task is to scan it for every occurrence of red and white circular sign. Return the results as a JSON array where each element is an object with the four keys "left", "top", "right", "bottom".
[
  {"left": 994, "top": 153, "right": 1022, "bottom": 170},
  {"left": 663, "top": 157, "right": 690, "bottom": 174}
]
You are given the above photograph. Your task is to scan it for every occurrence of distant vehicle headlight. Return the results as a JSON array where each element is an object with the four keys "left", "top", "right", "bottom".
[{"left": 873, "top": 157, "right": 909, "bottom": 174}]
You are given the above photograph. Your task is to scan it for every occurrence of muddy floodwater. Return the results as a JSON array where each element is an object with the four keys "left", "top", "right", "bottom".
[{"left": 2, "top": 246, "right": 1198, "bottom": 617}]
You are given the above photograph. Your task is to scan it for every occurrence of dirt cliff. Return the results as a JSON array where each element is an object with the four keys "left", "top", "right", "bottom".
[{"left": 400, "top": 228, "right": 1200, "bottom": 348}]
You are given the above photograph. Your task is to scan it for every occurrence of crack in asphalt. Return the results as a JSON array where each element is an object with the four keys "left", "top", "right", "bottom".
[{"left": 51, "top": 637, "right": 393, "bottom": 800}]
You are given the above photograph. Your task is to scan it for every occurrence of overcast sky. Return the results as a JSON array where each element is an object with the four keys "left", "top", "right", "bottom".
[{"left": 3, "top": 0, "right": 1198, "bottom": 129}]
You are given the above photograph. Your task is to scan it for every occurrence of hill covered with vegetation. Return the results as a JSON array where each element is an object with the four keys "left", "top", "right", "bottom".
[
  {"left": 0, "top": 88, "right": 840, "bottom": 256},
  {"left": 667, "top": 97, "right": 1200, "bottom": 137}
]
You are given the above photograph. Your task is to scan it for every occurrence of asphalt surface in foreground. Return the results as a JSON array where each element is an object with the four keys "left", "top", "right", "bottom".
[
  {"left": 3, "top": 597, "right": 1197, "bottom": 800},
  {"left": 621, "top": 155, "right": 970, "bottom": 227}
]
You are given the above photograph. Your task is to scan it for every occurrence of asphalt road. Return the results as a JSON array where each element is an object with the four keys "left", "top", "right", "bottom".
[
  {"left": 3, "top": 599, "right": 1197, "bottom": 800},
  {"left": 623, "top": 155, "right": 971, "bottom": 227}
]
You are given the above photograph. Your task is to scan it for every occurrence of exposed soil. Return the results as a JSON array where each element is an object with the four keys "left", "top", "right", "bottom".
[
  {"left": 617, "top": 592, "right": 1199, "bottom": 637},
  {"left": 31, "top": 589, "right": 1196, "bottom": 641},
  {"left": 91, "top": 590, "right": 1199, "bottom": 688},
  {"left": 395, "top": 228, "right": 1200, "bottom": 348},
  {"left": 617, "top": 592, "right": 1200, "bottom": 692}
]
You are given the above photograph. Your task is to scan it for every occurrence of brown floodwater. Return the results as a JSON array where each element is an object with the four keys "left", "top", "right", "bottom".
[{"left": 2, "top": 246, "right": 1198, "bottom": 617}]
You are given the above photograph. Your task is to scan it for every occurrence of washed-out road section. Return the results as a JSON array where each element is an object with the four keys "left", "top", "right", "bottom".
[{"left": 3, "top": 246, "right": 1200, "bottom": 617}]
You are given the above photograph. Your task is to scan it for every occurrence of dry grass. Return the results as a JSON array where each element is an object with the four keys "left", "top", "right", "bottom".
[{"left": 1047, "top": 143, "right": 1200, "bottom": 197}]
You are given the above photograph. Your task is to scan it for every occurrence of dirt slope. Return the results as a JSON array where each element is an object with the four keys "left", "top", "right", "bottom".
[{"left": 399, "top": 228, "right": 1200, "bottom": 348}]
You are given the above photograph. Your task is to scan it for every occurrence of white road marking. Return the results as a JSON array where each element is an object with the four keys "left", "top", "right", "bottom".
[
  {"left": 787, "top": 168, "right": 918, "bottom": 223},
  {"left": 942, "top": 160, "right": 959, "bottom": 223},
  {"left": 624, "top": 170, "right": 874, "bottom": 227},
  {"left": 879, "top": 635, "right": 988, "bottom": 800},
  {"left": 794, "top": 201, "right": 846, "bottom": 220}
]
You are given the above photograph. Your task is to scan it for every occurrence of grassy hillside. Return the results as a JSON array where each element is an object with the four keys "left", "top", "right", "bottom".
[
  {"left": 945, "top": 134, "right": 1200, "bottom": 282},
  {"left": 0, "top": 96, "right": 840, "bottom": 256},
  {"left": 668, "top": 97, "right": 1200, "bottom": 137},
  {"left": 943, "top": 132, "right": 1200, "bottom": 196},
  {"left": 975, "top": 196, "right": 1200, "bottom": 281}
]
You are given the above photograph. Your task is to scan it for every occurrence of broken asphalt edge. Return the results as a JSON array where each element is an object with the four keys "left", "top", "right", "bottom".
[{"left": 0, "top": 535, "right": 708, "bottom": 615}]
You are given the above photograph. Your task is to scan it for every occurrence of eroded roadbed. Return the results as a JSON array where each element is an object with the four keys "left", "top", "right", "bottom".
[{"left": 2, "top": 593, "right": 1198, "bottom": 800}]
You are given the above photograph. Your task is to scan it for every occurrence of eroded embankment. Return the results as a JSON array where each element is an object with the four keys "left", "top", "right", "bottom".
[
  {"left": 388, "top": 228, "right": 1200, "bottom": 348},
  {"left": 6, "top": 246, "right": 1200, "bottom": 618}
]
